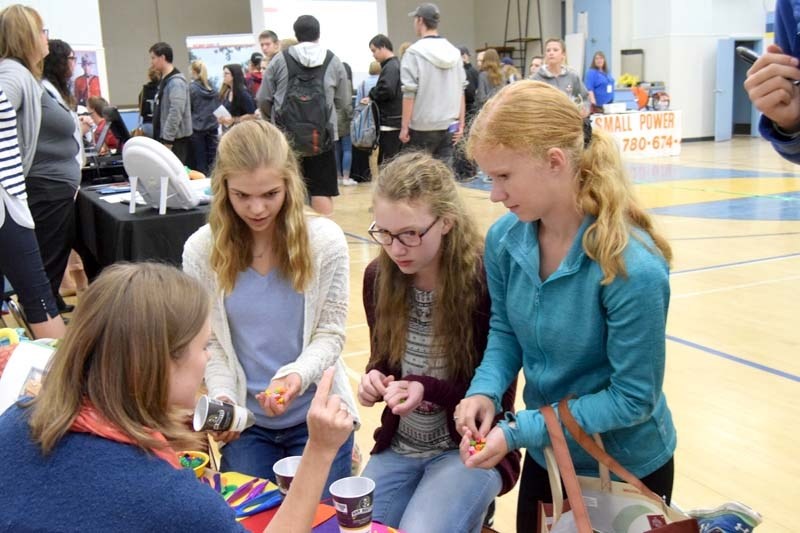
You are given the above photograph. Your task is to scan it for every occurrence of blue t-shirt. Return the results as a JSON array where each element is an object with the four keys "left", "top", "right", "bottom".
[
  {"left": 0, "top": 404, "right": 245, "bottom": 532},
  {"left": 225, "top": 267, "right": 310, "bottom": 429},
  {"left": 584, "top": 68, "right": 615, "bottom": 106}
]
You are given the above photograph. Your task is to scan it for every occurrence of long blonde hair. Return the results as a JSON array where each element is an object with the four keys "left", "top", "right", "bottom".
[
  {"left": 467, "top": 81, "right": 672, "bottom": 284},
  {"left": 210, "top": 120, "right": 312, "bottom": 293},
  {"left": 481, "top": 48, "right": 504, "bottom": 87},
  {"left": 28, "top": 263, "right": 209, "bottom": 456},
  {"left": 0, "top": 4, "right": 45, "bottom": 78},
  {"left": 371, "top": 152, "right": 483, "bottom": 381},
  {"left": 191, "top": 59, "right": 211, "bottom": 90}
]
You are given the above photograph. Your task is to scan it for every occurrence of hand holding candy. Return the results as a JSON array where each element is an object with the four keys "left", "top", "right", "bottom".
[
  {"left": 384, "top": 380, "right": 424, "bottom": 416},
  {"left": 257, "top": 373, "right": 301, "bottom": 416},
  {"left": 459, "top": 426, "right": 508, "bottom": 470},
  {"left": 357, "top": 369, "right": 395, "bottom": 407}
]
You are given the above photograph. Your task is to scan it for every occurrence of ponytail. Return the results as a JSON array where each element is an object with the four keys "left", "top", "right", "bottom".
[{"left": 578, "top": 128, "right": 672, "bottom": 284}]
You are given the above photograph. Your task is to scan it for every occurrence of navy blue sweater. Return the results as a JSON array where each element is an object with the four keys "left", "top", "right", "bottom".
[{"left": 0, "top": 404, "right": 246, "bottom": 532}]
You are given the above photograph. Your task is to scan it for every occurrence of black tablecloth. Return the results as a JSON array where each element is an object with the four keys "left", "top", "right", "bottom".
[{"left": 75, "top": 189, "right": 209, "bottom": 275}]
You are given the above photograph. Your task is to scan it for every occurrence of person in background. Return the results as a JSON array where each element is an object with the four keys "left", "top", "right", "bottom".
[
  {"left": 368, "top": 34, "right": 402, "bottom": 166},
  {"left": 336, "top": 62, "right": 355, "bottom": 186},
  {"left": 743, "top": 0, "right": 800, "bottom": 164},
  {"left": 218, "top": 63, "right": 256, "bottom": 133},
  {"left": 189, "top": 60, "right": 218, "bottom": 175},
  {"left": 476, "top": 49, "right": 505, "bottom": 109},
  {"left": 459, "top": 80, "right": 677, "bottom": 532},
  {"left": 358, "top": 152, "right": 520, "bottom": 533},
  {"left": 138, "top": 67, "right": 159, "bottom": 138},
  {"left": 245, "top": 52, "right": 263, "bottom": 98},
  {"left": 27, "top": 37, "right": 83, "bottom": 317},
  {"left": 400, "top": 3, "right": 467, "bottom": 162},
  {"left": 500, "top": 57, "right": 521, "bottom": 83},
  {"left": 149, "top": 41, "right": 193, "bottom": 165},
  {"left": 259, "top": 30, "right": 280, "bottom": 68},
  {"left": 0, "top": 5, "right": 66, "bottom": 339},
  {"left": 41, "top": 39, "right": 88, "bottom": 303},
  {"left": 459, "top": 46, "right": 480, "bottom": 119},
  {"left": 183, "top": 120, "right": 358, "bottom": 497},
  {"left": 0, "top": 262, "right": 355, "bottom": 533},
  {"left": 528, "top": 55, "right": 543, "bottom": 78},
  {"left": 532, "top": 38, "right": 588, "bottom": 115},
  {"left": 86, "top": 96, "right": 119, "bottom": 153},
  {"left": 398, "top": 41, "right": 412, "bottom": 60},
  {"left": 476, "top": 50, "right": 485, "bottom": 70},
  {"left": 585, "top": 51, "right": 615, "bottom": 114}
]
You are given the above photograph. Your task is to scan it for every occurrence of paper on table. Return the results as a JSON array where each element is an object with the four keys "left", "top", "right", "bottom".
[
  {"left": 100, "top": 191, "right": 147, "bottom": 205},
  {"left": 213, "top": 105, "right": 232, "bottom": 120},
  {"left": 0, "top": 342, "right": 54, "bottom": 416}
]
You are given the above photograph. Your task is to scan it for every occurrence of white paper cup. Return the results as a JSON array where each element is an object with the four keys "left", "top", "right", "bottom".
[
  {"left": 272, "top": 455, "right": 303, "bottom": 495},
  {"left": 329, "top": 476, "right": 375, "bottom": 533}
]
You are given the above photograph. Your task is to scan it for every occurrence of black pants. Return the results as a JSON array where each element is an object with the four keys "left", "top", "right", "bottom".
[
  {"left": 378, "top": 129, "right": 402, "bottom": 166},
  {"left": 25, "top": 178, "right": 77, "bottom": 312},
  {"left": 516, "top": 452, "right": 674, "bottom": 533},
  {"left": 405, "top": 128, "right": 453, "bottom": 164},
  {"left": 190, "top": 128, "right": 218, "bottom": 175},
  {"left": 350, "top": 147, "right": 372, "bottom": 183},
  {"left": 170, "top": 136, "right": 193, "bottom": 167},
  {"left": 0, "top": 210, "right": 59, "bottom": 323}
]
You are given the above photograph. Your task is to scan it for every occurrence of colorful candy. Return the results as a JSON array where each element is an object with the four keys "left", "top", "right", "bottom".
[
  {"left": 179, "top": 452, "right": 205, "bottom": 469},
  {"left": 264, "top": 386, "right": 286, "bottom": 405},
  {"left": 468, "top": 438, "right": 486, "bottom": 456}
]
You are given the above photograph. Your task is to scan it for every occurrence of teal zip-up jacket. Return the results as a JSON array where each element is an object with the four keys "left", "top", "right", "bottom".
[{"left": 466, "top": 213, "right": 677, "bottom": 478}]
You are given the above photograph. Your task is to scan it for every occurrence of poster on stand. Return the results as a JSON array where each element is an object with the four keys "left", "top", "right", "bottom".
[
  {"left": 591, "top": 110, "right": 682, "bottom": 158},
  {"left": 186, "top": 34, "right": 259, "bottom": 92},
  {"left": 71, "top": 49, "right": 105, "bottom": 107}
]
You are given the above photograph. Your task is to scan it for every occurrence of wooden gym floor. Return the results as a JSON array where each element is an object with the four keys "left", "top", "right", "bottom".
[
  {"left": 333, "top": 136, "right": 799, "bottom": 533},
  {"left": 5, "top": 136, "right": 796, "bottom": 532}
]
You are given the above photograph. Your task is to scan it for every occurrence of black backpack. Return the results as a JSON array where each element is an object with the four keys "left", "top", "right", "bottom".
[{"left": 276, "top": 49, "right": 334, "bottom": 157}]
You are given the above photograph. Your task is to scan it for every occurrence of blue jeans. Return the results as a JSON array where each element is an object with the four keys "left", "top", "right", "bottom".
[
  {"left": 190, "top": 128, "right": 218, "bottom": 175},
  {"left": 220, "top": 422, "right": 354, "bottom": 499},
  {"left": 361, "top": 448, "right": 501, "bottom": 533},
  {"left": 334, "top": 134, "right": 352, "bottom": 177}
]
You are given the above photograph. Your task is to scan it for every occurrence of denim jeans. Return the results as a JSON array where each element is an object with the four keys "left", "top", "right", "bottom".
[
  {"left": 220, "top": 422, "right": 354, "bottom": 499},
  {"left": 334, "top": 134, "right": 352, "bottom": 177},
  {"left": 190, "top": 127, "right": 218, "bottom": 175},
  {"left": 361, "top": 448, "right": 501, "bottom": 533}
]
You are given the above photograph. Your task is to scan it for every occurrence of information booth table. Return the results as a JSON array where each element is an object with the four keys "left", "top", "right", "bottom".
[{"left": 590, "top": 110, "right": 682, "bottom": 158}]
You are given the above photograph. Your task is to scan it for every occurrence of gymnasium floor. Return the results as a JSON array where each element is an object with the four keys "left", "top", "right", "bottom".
[{"left": 333, "top": 136, "right": 799, "bottom": 532}]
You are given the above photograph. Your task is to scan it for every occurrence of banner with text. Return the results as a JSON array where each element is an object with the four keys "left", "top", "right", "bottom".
[{"left": 591, "top": 110, "right": 682, "bottom": 158}]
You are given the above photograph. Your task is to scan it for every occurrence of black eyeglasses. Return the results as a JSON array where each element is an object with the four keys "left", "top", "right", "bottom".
[{"left": 368, "top": 217, "right": 440, "bottom": 247}]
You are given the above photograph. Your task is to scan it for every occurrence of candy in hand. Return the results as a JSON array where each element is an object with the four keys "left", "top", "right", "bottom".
[
  {"left": 264, "top": 386, "right": 286, "bottom": 405},
  {"left": 468, "top": 438, "right": 486, "bottom": 456}
]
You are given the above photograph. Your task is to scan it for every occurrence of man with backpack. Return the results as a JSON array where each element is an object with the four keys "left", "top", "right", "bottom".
[
  {"left": 259, "top": 15, "right": 351, "bottom": 216},
  {"left": 366, "top": 34, "right": 402, "bottom": 165}
]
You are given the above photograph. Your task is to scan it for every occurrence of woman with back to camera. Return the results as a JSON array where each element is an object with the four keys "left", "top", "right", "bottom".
[
  {"left": 475, "top": 48, "right": 505, "bottom": 110},
  {"left": 0, "top": 262, "right": 355, "bottom": 532},
  {"left": 218, "top": 63, "right": 256, "bottom": 133},
  {"left": 189, "top": 59, "right": 219, "bottom": 175},
  {"left": 0, "top": 4, "right": 66, "bottom": 338},
  {"left": 183, "top": 120, "right": 358, "bottom": 496},
  {"left": 456, "top": 80, "right": 677, "bottom": 532}
]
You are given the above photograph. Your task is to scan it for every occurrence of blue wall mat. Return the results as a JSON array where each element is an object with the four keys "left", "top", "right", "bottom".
[{"left": 573, "top": 0, "right": 612, "bottom": 75}]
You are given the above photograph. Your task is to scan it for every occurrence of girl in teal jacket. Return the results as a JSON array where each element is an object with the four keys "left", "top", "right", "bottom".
[{"left": 456, "top": 80, "right": 677, "bottom": 532}]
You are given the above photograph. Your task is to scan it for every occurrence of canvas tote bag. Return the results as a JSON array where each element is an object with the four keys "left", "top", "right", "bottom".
[{"left": 537, "top": 400, "right": 699, "bottom": 533}]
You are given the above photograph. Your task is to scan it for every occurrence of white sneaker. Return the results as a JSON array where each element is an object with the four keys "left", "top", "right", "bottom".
[{"left": 341, "top": 178, "right": 358, "bottom": 186}]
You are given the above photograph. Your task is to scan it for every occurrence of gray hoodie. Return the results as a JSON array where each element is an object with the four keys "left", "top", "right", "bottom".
[
  {"left": 401, "top": 36, "right": 466, "bottom": 131},
  {"left": 257, "top": 42, "right": 351, "bottom": 143},
  {"left": 532, "top": 65, "right": 588, "bottom": 103},
  {"left": 154, "top": 69, "right": 192, "bottom": 142},
  {"left": 190, "top": 80, "right": 219, "bottom": 132}
]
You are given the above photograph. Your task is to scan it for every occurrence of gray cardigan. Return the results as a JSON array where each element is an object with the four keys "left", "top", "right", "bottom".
[{"left": 0, "top": 59, "right": 42, "bottom": 175}]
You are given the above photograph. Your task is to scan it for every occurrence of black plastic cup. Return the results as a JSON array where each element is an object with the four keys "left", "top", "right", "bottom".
[{"left": 192, "top": 395, "right": 251, "bottom": 432}]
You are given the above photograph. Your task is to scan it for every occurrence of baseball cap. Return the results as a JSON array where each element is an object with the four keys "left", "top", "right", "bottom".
[
  {"left": 250, "top": 52, "right": 263, "bottom": 66},
  {"left": 458, "top": 46, "right": 470, "bottom": 56},
  {"left": 408, "top": 3, "right": 440, "bottom": 23},
  {"left": 501, "top": 57, "right": 514, "bottom": 65}
]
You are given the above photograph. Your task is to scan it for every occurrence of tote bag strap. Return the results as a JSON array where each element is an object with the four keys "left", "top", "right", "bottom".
[
  {"left": 557, "top": 399, "right": 663, "bottom": 503},
  {"left": 540, "top": 405, "right": 593, "bottom": 533}
]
